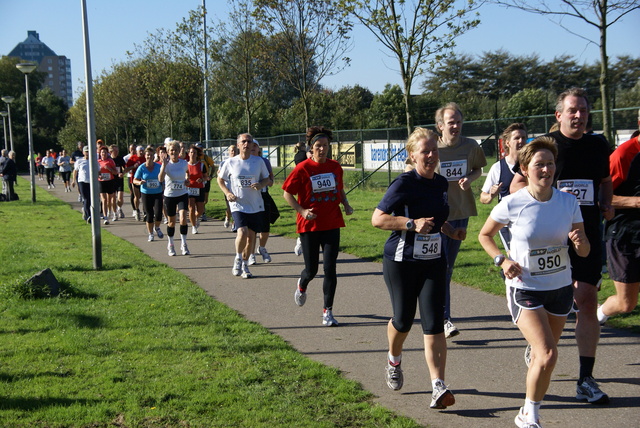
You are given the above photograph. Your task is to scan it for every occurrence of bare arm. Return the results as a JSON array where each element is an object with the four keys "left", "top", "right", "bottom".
[
  {"left": 611, "top": 194, "right": 640, "bottom": 209},
  {"left": 510, "top": 172, "right": 527, "bottom": 194},
  {"left": 478, "top": 217, "right": 522, "bottom": 279},
  {"left": 569, "top": 222, "right": 590, "bottom": 258},
  {"left": 599, "top": 176, "right": 615, "bottom": 220}
]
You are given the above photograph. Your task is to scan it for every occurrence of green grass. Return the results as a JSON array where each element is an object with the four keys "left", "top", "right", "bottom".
[
  {"left": 208, "top": 166, "right": 639, "bottom": 333},
  {"left": 0, "top": 178, "right": 420, "bottom": 427}
]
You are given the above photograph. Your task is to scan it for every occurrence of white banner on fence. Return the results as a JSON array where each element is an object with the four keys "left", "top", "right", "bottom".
[{"left": 363, "top": 141, "right": 408, "bottom": 172}]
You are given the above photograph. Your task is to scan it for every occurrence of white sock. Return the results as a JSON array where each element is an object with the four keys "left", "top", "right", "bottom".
[
  {"left": 523, "top": 398, "right": 541, "bottom": 422},
  {"left": 236, "top": 252, "right": 242, "bottom": 260},
  {"left": 167, "top": 236, "right": 174, "bottom": 245},
  {"left": 180, "top": 234, "right": 187, "bottom": 246},
  {"left": 597, "top": 305, "right": 609, "bottom": 323},
  {"left": 388, "top": 352, "right": 401, "bottom": 365},
  {"left": 432, "top": 378, "right": 444, "bottom": 389}
]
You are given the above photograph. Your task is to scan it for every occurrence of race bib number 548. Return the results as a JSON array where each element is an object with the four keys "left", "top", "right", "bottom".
[{"left": 413, "top": 233, "right": 441, "bottom": 260}]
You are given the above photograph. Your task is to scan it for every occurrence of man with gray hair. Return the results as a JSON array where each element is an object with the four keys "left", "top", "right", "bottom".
[{"left": 0, "top": 149, "right": 17, "bottom": 201}]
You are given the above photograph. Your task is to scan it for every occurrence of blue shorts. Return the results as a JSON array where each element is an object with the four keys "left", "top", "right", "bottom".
[{"left": 231, "top": 211, "right": 264, "bottom": 233}]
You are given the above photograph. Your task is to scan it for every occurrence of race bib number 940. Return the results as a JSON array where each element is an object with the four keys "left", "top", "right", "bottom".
[
  {"left": 440, "top": 160, "right": 467, "bottom": 181},
  {"left": 528, "top": 246, "right": 569, "bottom": 277},
  {"left": 413, "top": 233, "right": 442, "bottom": 260},
  {"left": 311, "top": 173, "right": 336, "bottom": 193},
  {"left": 557, "top": 179, "right": 594, "bottom": 206}
]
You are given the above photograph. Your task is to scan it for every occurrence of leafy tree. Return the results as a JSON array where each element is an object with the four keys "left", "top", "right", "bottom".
[
  {"left": 367, "top": 84, "right": 405, "bottom": 129},
  {"left": 329, "top": 85, "right": 374, "bottom": 130},
  {"left": 501, "top": 88, "right": 552, "bottom": 121},
  {"left": 340, "top": 0, "right": 481, "bottom": 134}
]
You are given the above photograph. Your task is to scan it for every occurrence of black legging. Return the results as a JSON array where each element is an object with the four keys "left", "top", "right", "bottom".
[
  {"left": 383, "top": 257, "right": 447, "bottom": 335},
  {"left": 45, "top": 168, "right": 55, "bottom": 185},
  {"left": 299, "top": 228, "right": 340, "bottom": 310},
  {"left": 141, "top": 192, "right": 163, "bottom": 223}
]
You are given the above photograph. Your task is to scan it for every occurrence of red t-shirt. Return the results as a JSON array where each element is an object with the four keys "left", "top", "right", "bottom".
[
  {"left": 187, "top": 162, "right": 206, "bottom": 188},
  {"left": 98, "top": 158, "right": 116, "bottom": 181},
  {"left": 126, "top": 154, "right": 146, "bottom": 183},
  {"left": 610, "top": 136, "right": 640, "bottom": 191},
  {"left": 282, "top": 158, "right": 345, "bottom": 233}
]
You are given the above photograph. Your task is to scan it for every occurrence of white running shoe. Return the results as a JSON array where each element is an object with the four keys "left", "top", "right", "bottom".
[
  {"left": 167, "top": 244, "right": 176, "bottom": 256},
  {"left": 241, "top": 264, "right": 252, "bottom": 279},
  {"left": 192, "top": 226, "right": 198, "bottom": 235},
  {"left": 78, "top": 195, "right": 82, "bottom": 202},
  {"left": 430, "top": 379, "right": 455, "bottom": 409},
  {"left": 223, "top": 217, "right": 230, "bottom": 228},
  {"left": 248, "top": 254, "right": 256, "bottom": 266},
  {"left": 576, "top": 377, "right": 610, "bottom": 404},
  {"left": 259, "top": 246, "right": 271, "bottom": 263},
  {"left": 112, "top": 212, "right": 118, "bottom": 222},
  {"left": 134, "top": 210, "right": 140, "bottom": 221},
  {"left": 294, "top": 237, "right": 302, "bottom": 256},
  {"left": 155, "top": 227, "right": 164, "bottom": 239},
  {"left": 385, "top": 361, "right": 403, "bottom": 391},
  {"left": 148, "top": 234, "right": 154, "bottom": 242},
  {"left": 232, "top": 257, "right": 242, "bottom": 276},
  {"left": 181, "top": 244, "right": 190, "bottom": 256},
  {"left": 322, "top": 309, "right": 339, "bottom": 327},
  {"left": 514, "top": 407, "right": 542, "bottom": 428},
  {"left": 118, "top": 208, "right": 125, "bottom": 219},
  {"left": 444, "top": 319, "right": 459, "bottom": 339},
  {"left": 103, "top": 217, "right": 109, "bottom": 225},
  {"left": 294, "top": 279, "right": 306, "bottom": 306}
]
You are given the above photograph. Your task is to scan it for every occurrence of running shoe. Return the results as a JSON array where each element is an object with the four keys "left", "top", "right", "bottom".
[
  {"left": 576, "top": 377, "right": 610, "bottom": 404},
  {"left": 48, "top": 185, "right": 51, "bottom": 189},
  {"left": 167, "top": 244, "right": 176, "bottom": 256},
  {"left": 241, "top": 264, "right": 252, "bottom": 279},
  {"left": 514, "top": 407, "right": 542, "bottom": 428},
  {"left": 322, "top": 309, "right": 339, "bottom": 327},
  {"left": 201, "top": 213, "right": 208, "bottom": 222},
  {"left": 192, "top": 226, "right": 198, "bottom": 235},
  {"left": 148, "top": 234, "right": 154, "bottom": 242},
  {"left": 181, "top": 244, "right": 190, "bottom": 256},
  {"left": 294, "top": 238, "right": 302, "bottom": 256},
  {"left": 78, "top": 195, "right": 82, "bottom": 202},
  {"left": 248, "top": 254, "right": 257, "bottom": 266},
  {"left": 112, "top": 212, "right": 118, "bottom": 222},
  {"left": 430, "top": 379, "right": 455, "bottom": 409},
  {"left": 444, "top": 319, "right": 459, "bottom": 339},
  {"left": 224, "top": 217, "right": 230, "bottom": 228},
  {"left": 163, "top": 216, "right": 168, "bottom": 224},
  {"left": 196, "top": 219, "right": 201, "bottom": 228},
  {"left": 524, "top": 344, "right": 532, "bottom": 368},
  {"left": 232, "top": 257, "right": 242, "bottom": 276},
  {"left": 259, "top": 246, "right": 272, "bottom": 263},
  {"left": 294, "top": 279, "right": 306, "bottom": 306},
  {"left": 134, "top": 210, "right": 140, "bottom": 221},
  {"left": 118, "top": 208, "right": 125, "bottom": 219},
  {"left": 385, "top": 361, "right": 403, "bottom": 391},
  {"left": 155, "top": 227, "right": 164, "bottom": 239},
  {"left": 103, "top": 217, "right": 110, "bottom": 225}
]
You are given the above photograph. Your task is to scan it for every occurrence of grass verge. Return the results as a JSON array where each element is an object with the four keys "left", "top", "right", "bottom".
[{"left": 0, "top": 178, "right": 419, "bottom": 427}]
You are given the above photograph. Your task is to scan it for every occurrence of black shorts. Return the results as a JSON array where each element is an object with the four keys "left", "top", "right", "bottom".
[
  {"left": 99, "top": 180, "right": 115, "bottom": 194},
  {"left": 607, "top": 239, "right": 640, "bottom": 283},
  {"left": 231, "top": 211, "right": 264, "bottom": 233},
  {"left": 113, "top": 177, "right": 125, "bottom": 192},
  {"left": 188, "top": 187, "right": 206, "bottom": 203},
  {"left": 507, "top": 285, "right": 574, "bottom": 324},
  {"left": 569, "top": 231, "right": 602, "bottom": 286},
  {"left": 203, "top": 180, "right": 211, "bottom": 193},
  {"left": 164, "top": 193, "right": 189, "bottom": 217}
]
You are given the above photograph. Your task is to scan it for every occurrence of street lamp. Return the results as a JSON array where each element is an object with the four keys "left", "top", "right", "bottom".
[
  {"left": 1, "top": 95, "right": 15, "bottom": 152},
  {"left": 0, "top": 111, "right": 8, "bottom": 151},
  {"left": 16, "top": 62, "right": 38, "bottom": 203}
]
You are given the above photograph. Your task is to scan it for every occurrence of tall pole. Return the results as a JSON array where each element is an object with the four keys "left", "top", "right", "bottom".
[
  {"left": 15, "top": 68, "right": 37, "bottom": 203},
  {"left": 1, "top": 96, "right": 15, "bottom": 153},
  {"left": 203, "top": 0, "right": 210, "bottom": 144},
  {"left": 81, "top": 0, "right": 102, "bottom": 269},
  {"left": 1, "top": 113, "right": 7, "bottom": 151}
]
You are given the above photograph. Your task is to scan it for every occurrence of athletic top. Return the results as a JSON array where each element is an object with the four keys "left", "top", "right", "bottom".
[
  {"left": 282, "top": 158, "right": 345, "bottom": 233},
  {"left": 187, "top": 162, "right": 206, "bottom": 189},
  {"left": 490, "top": 187, "right": 583, "bottom": 291},
  {"left": 162, "top": 158, "right": 189, "bottom": 198},
  {"left": 481, "top": 158, "right": 516, "bottom": 201},
  {"left": 135, "top": 162, "right": 163, "bottom": 195},
  {"left": 57, "top": 155, "right": 72, "bottom": 172},
  {"left": 112, "top": 156, "right": 126, "bottom": 178},
  {"left": 126, "top": 154, "right": 145, "bottom": 184},
  {"left": 74, "top": 158, "right": 90, "bottom": 183},
  {"left": 42, "top": 155, "right": 56, "bottom": 169},
  {"left": 97, "top": 158, "right": 116, "bottom": 182},
  {"left": 436, "top": 136, "right": 487, "bottom": 220},
  {"left": 218, "top": 155, "right": 269, "bottom": 213},
  {"left": 610, "top": 136, "right": 639, "bottom": 190},
  {"left": 377, "top": 170, "right": 449, "bottom": 263}
]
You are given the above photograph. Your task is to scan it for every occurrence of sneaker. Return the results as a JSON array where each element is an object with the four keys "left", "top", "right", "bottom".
[
  {"left": 134, "top": 210, "right": 141, "bottom": 221},
  {"left": 103, "top": 217, "right": 109, "bottom": 225},
  {"left": 163, "top": 216, "right": 168, "bottom": 224},
  {"left": 444, "top": 319, "right": 459, "bottom": 339},
  {"left": 192, "top": 226, "right": 198, "bottom": 235},
  {"left": 259, "top": 246, "right": 272, "bottom": 263},
  {"left": 224, "top": 217, "right": 230, "bottom": 228},
  {"left": 322, "top": 309, "right": 339, "bottom": 327},
  {"left": 514, "top": 407, "right": 542, "bottom": 428},
  {"left": 597, "top": 304, "right": 609, "bottom": 325},
  {"left": 181, "top": 244, "right": 190, "bottom": 256},
  {"left": 148, "top": 234, "right": 154, "bottom": 242},
  {"left": 576, "top": 376, "right": 610, "bottom": 404},
  {"left": 155, "top": 227, "right": 164, "bottom": 239},
  {"left": 524, "top": 344, "right": 532, "bottom": 368},
  {"left": 118, "top": 208, "right": 125, "bottom": 219},
  {"left": 78, "top": 195, "right": 82, "bottom": 202},
  {"left": 430, "top": 379, "right": 455, "bottom": 409},
  {"left": 48, "top": 185, "right": 51, "bottom": 189},
  {"left": 385, "top": 362, "right": 403, "bottom": 391},
  {"left": 294, "top": 238, "right": 302, "bottom": 256},
  {"left": 248, "top": 254, "right": 257, "bottom": 266},
  {"left": 167, "top": 244, "right": 176, "bottom": 256},
  {"left": 232, "top": 257, "right": 242, "bottom": 276},
  {"left": 112, "top": 212, "right": 118, "bottom": 222},
  {"left": 241, "top": 264, "right": 252, "bottom": 279},
  {"left": 201, "top": 213, "right": 208, "bottom": 222},
  {"left": 294, "top": 279, "right": 307, "bottom": 306}
]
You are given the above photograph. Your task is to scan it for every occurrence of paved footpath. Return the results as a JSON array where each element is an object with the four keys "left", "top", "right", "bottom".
[{"left": 42, "top": 179, "right": 639, "bottom": 427}]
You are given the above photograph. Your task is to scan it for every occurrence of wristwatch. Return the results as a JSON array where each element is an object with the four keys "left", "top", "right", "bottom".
[
  {"left": 405, "top": 219, "right": 415, "bottom": 231},
  {"left": 494, "top": 254, "right": 506, "bottom": 267}
]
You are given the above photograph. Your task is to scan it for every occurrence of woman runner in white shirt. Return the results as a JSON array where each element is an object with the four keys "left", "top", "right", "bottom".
[{"left": 159, "top": 141, "right": 190, "bottom": 256}]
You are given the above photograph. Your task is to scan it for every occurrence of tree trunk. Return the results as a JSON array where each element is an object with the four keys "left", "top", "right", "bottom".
[
  {"left": 402, "top": 78, "right": 414, "bottom": 137},
  {"left": 598, "top": 0, "right": 614, "bottom": 148}
]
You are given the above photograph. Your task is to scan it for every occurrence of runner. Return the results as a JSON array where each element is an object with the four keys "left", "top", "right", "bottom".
[
  {"left": 134, "top": 146, "right": 165, "bottom": 242},
  {"left": 159, "top": 141, "right": 191, "bottom": 256},
  {"left": 186, "top": 144, "right": 209, "bottom": 235}
]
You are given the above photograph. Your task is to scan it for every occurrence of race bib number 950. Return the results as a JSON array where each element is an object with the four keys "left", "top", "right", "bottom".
[{"left": 528, "top": 246, "right": 569, "bottom": 277}]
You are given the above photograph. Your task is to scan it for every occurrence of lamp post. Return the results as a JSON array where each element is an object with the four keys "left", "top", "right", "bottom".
[
  {"left": 16, "top": 63, "right": 38, "bottom": 203},
  {"left": 1, "top": 96, "right": 15, "bottom": 153},
  {"left": 0, "top": 111, "right": 8, "bottom": 151}
]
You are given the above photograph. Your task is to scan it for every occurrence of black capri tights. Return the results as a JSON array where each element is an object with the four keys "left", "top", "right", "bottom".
[
  {"left": 299, "top": 228, "right": 340, "bottom": 310},
  {"left": 383, "top": 257, "right": 447, "bottom": 335},
  {"left": 141, "top": 192, "right": 163, "bottom": 223}
]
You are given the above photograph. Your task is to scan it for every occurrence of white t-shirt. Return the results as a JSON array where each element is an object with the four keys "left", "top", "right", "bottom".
[
  {"left": 163, "top": 159, "right": 189, "bottom": 197},
  {"left": 481, "top": 159, "right": 516, "bottom": 194},
  {"left": 218, "top": 155, "right": 269, "bottom": 213},
  {"left": 490, "top": 187, "right": 583, "bottom": 291},
  {"left": 74, "top": 158, "right": 90, "bottom": 183}
]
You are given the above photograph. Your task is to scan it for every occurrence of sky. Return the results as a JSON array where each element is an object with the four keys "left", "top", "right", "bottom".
[{"left": 1, "top": 0, "right": 638, "bottom": 101}]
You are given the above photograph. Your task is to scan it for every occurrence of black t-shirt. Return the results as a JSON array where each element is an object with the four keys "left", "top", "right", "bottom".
[
  {"left": 294, "top": 150, "right": 307, "bottom": 165},
  {"left": 71, "top": 149, "right": 84, "bottom": 162},
  {"left": 377, "top": 169, "right": 449, "bottom": 262}
]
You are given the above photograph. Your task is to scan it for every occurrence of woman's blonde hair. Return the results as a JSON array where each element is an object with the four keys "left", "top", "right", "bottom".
[
  {"left": 518, "top": 136, "right": 558, "bottom": 172},
  {"left": 406, "top": 127, "right": 438, "bottom": 157}
]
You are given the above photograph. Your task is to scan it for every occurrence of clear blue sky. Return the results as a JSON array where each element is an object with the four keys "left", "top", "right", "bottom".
[{"left": 1, "top": 0, "right": 638, "bottom": 100}]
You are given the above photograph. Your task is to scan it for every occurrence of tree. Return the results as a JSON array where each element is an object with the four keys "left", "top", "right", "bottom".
[
  {"left": 367, "top": 84, "right": 405, "bottom": 128},
  {"left": 491, "top": 0, "right": 640, "bottom": 145},
  {"left": 340, "top": 0, "right": 481, "bottom": 134},
  {"left": 253, "top": 0, "right": 353, "bottom": 130}
]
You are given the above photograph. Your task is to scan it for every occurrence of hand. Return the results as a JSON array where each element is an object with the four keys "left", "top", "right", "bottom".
[
  {"left": 450, "top": 227, "right": 467, "bottom": 241},
  {"left": 414, "top": 217, "right": 435, "bottom": 234},
  {"left": 458, "top": 177, "right": 470, "bottom": 191},
  {"left": 343, "top": 203, "right": 354, "bottom": 216},
  {"left": 303, "top": 208, "right": 316, "bottom": 221},
  {"left": 600, "top": 203, "right": 614, "bottom": 221},
  {"left": 502, "top": 259, "right": 522, "bottom": 280},
  {"left": 250, "top": 182, "right": 261, "bottom": 191},
  {"left": 226, "top": 193, "right": 237, "bottom": 202},
  {"left": 490, "top": 182, "right": 502, "bottom": 197},
  {"left": 568, "top": 228, "right": 587, "bottom": 248}
]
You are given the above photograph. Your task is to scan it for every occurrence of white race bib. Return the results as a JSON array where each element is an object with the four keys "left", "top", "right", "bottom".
[
  {"left": 412, "top": 233, "right": 442, "bottom": 260},
  {"left": 171, "top": 182, "right": 185, "bottom": 191},
  {"left": 99, "top": 173, "right": 111, "bottom": 180},
  {"left": 237, "top": 175, "right": 255, "bottom": 188},
  {"left": 188, "top": 187, "right": 200, "bottom": 196},
  {"left": 528, "top": 245, "right": 569, "bottom": 277},
  {"left": 310, "top": 173, "right": 336, "bottom": 193},
  {"left": 146, "top": 179, "right": 159, "bottom": 189},
  {"left": 557, "top": 179, "right": 594, "bottom": 206},
  {"left": 440, "top": 160, "right": 467, "bottom": 181}
]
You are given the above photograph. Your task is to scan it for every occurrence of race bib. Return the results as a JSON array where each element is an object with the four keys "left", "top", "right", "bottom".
[
  {"left": 528, "top": 246, "right": 569, "bottom": 277},
  {"left": 440, "top": 160, "right": 467, "bottom": 181},
  {"left": 412, "top": 233, "right": 442, "bottom": 260},
  {"left": 99, "top": 173, "right": 111, "bottom": 180},
  {"left": 188, "top": 187, "right": 200, "bottom": 196},
  {"left": 311, "top": 173, "right": 336, "bottom": 193},
  {"left": 557, "top": 179, "right": 594, "bottom": 206},
  {"left": 146, "top": 179, "right": 159, "bottom": 189},
  {"left": 171, "top": 182, "right": 185, "bottom": 191},
  {"left": 237, "top": 175, "right": 255, "bottom": 188}
]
